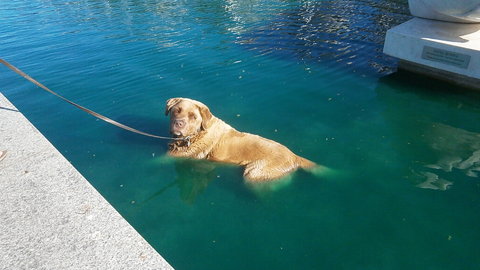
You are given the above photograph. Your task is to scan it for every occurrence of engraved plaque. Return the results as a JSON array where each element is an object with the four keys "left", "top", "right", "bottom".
[{"left": 421, "top": 46, "right": 471, "bottom": 69}]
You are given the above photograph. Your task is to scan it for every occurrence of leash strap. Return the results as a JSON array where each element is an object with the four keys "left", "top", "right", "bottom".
[{"left": 0, "top": 58, "right": 183, "bottom": 141}]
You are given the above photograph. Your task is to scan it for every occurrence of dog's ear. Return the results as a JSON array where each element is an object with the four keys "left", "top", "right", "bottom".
[
  {"left": 198, "top": 104, "right": 213, "bottom": 130},
  {"left": 165, "top": 98, "right": 183, "bottom": 116}
]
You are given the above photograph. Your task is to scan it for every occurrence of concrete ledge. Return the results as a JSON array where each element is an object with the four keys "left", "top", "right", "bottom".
[
  {"left": 0, "top": 92, "right": 172, "bottom": 269},
  {"left": 384, "top": 18, "right": 480, "bottom": 90},
  {"left": 398, "top": 60, "right": 480, "bottom": 90}
]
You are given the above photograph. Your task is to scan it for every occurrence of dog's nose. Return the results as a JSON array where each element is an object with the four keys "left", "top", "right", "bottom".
[{"left": 174, "top": 119, "right": 186, "bottom": 128}]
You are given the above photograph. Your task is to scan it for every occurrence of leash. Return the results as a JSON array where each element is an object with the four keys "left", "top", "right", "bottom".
[{"left": 0, "top": 58, "right": 189, "bottom": 143}]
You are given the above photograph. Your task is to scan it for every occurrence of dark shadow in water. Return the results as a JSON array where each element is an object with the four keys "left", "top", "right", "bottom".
[
  {"left": 376, "top": 71, "right": 480, "bottom": 190},
  {"left": 380, "top": 70, "right": 480, "bottom": 100}
]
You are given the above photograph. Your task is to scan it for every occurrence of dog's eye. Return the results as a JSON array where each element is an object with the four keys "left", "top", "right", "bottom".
[
  {"left": 172, "top": 107, "right": 182, "bottom": 116},
  {"left": 188, "top": 112, "right": 196, "bottom": 120}
]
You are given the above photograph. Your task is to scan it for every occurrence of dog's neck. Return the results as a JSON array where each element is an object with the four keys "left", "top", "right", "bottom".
[
  {"left": 168, "top": 129, "right": 204, "bottom": 151},
  {"left": 167, "top": 117, "right": 232, "bottom": 159}
]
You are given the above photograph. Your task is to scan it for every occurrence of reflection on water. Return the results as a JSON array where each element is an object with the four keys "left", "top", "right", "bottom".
[
  {"left": 421, "top": 123, "right": 480, "bottom": 187},
  {"left": 415, "top": 171, "right": 453, "bottom": 190},
  {"left": 377, "top": 72, "right": 480, "bottom": 191},
  {"left": 223, "top": 0, "right": 278, "bottom": 35},
  {"left": 406, "top": 122, "right": 480, "bottom": 191},
  {"left": 238, "top": 0, "right": 410, "bottom": 74},
  {"left": 27, "top": 0, "right": 410, "bottom": 75}
]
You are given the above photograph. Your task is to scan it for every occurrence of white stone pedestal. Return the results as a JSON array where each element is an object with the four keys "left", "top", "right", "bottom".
[{"left": 384, "top": 18, "right": 480, "bottom": 89}]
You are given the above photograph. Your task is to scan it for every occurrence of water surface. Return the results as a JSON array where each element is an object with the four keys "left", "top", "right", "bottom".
[{"left": 1, "top": 1, "right": 480, "bottom": 269}]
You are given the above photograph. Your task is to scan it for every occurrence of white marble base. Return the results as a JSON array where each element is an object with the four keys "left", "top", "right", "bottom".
[
  {"left": 408, "top": 0, "right": 480, "bottom": 23},
  {"left": 384, "top": 18, "right": 480, "bottom": 88}
]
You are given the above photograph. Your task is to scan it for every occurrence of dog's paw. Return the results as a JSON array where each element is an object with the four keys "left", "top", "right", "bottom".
[
  {"left": 245, "top": 174, "right": 294, "bottom": 196},
  {"left": 307, "top": 165, "right": 347, "bottom": 179},
  {"left": 153, "top": 154, "right": 176, "bottom": 165}
]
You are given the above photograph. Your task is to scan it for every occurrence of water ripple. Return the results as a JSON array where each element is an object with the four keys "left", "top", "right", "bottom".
[{"left": 237, "top": 0, "right": 410, "bottom": 75}]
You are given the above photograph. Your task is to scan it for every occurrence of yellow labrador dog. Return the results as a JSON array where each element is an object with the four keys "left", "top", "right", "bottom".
[{"left": 166, "top": 97, "right": 318, "bottom": 181}]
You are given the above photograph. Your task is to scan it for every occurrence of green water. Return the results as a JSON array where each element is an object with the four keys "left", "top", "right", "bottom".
[{"left": 1, "top": 1, "right": 480, "bottom": 269}]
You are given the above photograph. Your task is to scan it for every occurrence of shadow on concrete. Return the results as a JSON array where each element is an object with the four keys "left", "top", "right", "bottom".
[{"left": 0, "top": 106, "right": 19, "bottom": 112}]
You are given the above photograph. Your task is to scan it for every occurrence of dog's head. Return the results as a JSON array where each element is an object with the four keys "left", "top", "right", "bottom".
[{"left": 165, "top": 98, "right": 213, "bottom": 138}]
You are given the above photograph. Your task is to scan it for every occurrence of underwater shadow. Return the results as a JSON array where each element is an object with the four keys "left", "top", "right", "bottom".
[
  {"left": 140, "top": 159, "right": 216, "bottom": 205},
  {"left": 142, "top": 157, "right": 298, "bottom": 205},
  {"left": 379, "top": 69, "right": 480, "bottom": 99},
  {"left": 173, "top": 159, "right": 218, "bottom": 204},
  {"left": 142, "top": 159, "right": 253, "bottom": 205}
]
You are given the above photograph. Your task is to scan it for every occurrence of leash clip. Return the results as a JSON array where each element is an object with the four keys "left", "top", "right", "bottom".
[{"left": 183, "top": 136, "right": 191, "bottom": 147}]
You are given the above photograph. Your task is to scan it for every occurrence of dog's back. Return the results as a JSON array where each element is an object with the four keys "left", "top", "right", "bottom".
[
  {"left": 204, "top": 124, "right": 316, "bottom": 181},
  {"left": 166, "top": 97, "right": 318, "bottom": 181}
]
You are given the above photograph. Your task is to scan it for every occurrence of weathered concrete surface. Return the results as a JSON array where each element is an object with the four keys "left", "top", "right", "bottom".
[{"left": 0, "top": 92, "right": 173, "bottom": 270}]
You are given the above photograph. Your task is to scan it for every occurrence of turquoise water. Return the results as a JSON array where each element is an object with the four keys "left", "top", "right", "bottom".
[{"left": 2, "top": 1, "right": 480, "bottom": 269}]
